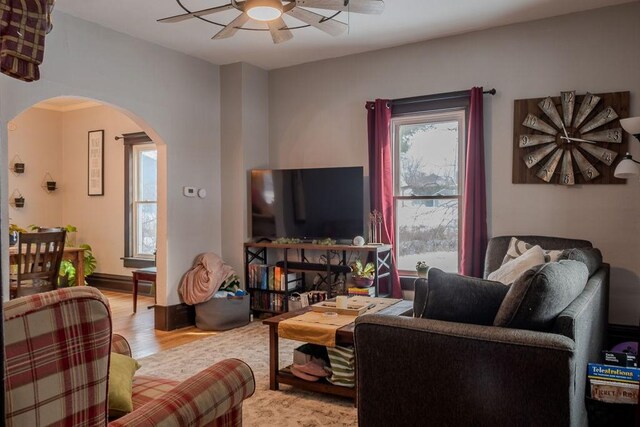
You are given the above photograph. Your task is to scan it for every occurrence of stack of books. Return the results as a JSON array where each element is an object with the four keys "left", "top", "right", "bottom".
[
  {"left": 588, "top": 353, "right": 639, "bottom": 404},
  {"left": 347, "top": 286, "right": 375, "bottom": 297}
]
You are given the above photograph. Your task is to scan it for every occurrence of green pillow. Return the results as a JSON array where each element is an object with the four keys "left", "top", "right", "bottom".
[{"left": 108, "top": 352, "right": 141, "bottom": 418}]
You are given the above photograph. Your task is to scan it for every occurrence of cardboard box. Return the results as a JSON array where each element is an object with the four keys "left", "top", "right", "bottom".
[
  {"left": 602, "top": 351, "right": 637, "bottom": 367},
  {"left": 590, "top": 379, "right": 639, "bottom": 404}
]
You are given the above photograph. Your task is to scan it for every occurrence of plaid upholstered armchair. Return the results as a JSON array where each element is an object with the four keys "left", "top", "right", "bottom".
[{"left": 4, "top": 287, "right": 255, "bottom": 426}]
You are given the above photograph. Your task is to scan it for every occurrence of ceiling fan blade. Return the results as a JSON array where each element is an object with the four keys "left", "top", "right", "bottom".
[
  {"left": 212, "top": 12, "right": 251, "bottom": 40},
  {"left": 286, "top": 7, "right": 347, "bottom": 36},
  {"left": 295, "top": 0, "right": 384, "bottom": 14},
  {"left": 158, "top": 4, "right": 236, "bottom": 24},
  {"left": 267, "top": 17, "right": 294, "bottom": 44}
]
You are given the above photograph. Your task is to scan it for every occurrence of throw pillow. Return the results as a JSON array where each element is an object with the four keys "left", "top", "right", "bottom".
[
  {"left": 558, "top": 247, "right": 603, "bottom": 276},
  {"left": 414, "top": 268, "right": 509, "bottom": 326},
  {"left": 488, "top": 245, "right": 546, "bottom": 285},
  {"left": 493, "top": 260, "right": 588, "bottom": 331},
  {"left": 501, "top": 237, "right": 563, "bottom": 265},
  {"left": 108, "top": 352, "right": 141, "bottom": 418}
]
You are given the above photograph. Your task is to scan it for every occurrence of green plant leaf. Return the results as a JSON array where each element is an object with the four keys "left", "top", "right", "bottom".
[
  {"left": 59, "top": 260, "right": 77, "bottom": 287},
  {"left": 65, "top": 225, "right": 78, "bottom": 232}
]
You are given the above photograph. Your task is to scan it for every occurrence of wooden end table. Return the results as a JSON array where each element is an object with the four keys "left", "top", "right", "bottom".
[
  {"left": 132, "top": 267, "right": 156, "bottom": 314},
  {"left": 262, "top": 300, "right": 413, "bottom": 401}
]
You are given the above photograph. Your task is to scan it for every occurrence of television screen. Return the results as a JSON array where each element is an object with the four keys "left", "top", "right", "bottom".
[{"left": 250, "top": 167, "right": 364, "bottom": 241}]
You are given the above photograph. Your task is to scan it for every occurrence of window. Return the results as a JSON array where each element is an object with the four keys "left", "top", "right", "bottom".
[
  {"left": 122, "top": 132, "right": 157, "bottom": 267},
  {"left": 132, "top": 145, "right": 157, "bottom": 258},
  {"left": 392, "top": 110, "right": 466, "bottom": 273}
]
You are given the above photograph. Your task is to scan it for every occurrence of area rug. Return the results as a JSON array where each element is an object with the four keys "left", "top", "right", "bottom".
[{"left": 137, "top": 321, "right": 357, "bottom": 426}]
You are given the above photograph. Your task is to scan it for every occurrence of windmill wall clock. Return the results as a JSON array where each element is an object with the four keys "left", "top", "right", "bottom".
[{"left": 512, "top": 91, "right": 629, "bottom": 185}]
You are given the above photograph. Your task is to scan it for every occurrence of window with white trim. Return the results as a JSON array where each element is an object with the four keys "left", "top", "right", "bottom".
[
  {"left": 392, "top": 110, "right": 466, "bottom": 273},
  {"left": 131, "top": 144, "right": 157, "bottom": 258}
]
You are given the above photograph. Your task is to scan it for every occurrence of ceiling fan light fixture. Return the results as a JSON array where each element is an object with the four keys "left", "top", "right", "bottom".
[{"left": 246, "top": 0, "right": 283, "bottom": 22}]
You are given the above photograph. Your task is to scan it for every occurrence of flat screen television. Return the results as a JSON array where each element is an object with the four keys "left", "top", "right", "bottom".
[{"left": 250, "top": 166, "right": 364, "bottom": 241}]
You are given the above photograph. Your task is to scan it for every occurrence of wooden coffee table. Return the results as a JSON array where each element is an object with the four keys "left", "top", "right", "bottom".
[{"left": 262, "top": 300, "right": 413, "bottom": 400}]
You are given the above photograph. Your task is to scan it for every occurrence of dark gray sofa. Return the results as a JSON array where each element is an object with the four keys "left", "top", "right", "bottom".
[{"left": 354, "top": 236, "right": 609, "bottom": 427}]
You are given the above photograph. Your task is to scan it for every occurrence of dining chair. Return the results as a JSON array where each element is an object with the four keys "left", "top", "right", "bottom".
[{"left": 10, "top": 230, "right": 66, "bottom": 299}]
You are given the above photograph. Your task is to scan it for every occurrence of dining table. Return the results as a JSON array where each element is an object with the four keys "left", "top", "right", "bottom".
[{"left": 8, "top": 246, "right": 86, "bottom": 287}]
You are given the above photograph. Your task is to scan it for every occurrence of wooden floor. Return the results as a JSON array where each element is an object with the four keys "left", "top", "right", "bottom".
[{"left": 103, "top": 290, "right": 219, "bottom": 359}]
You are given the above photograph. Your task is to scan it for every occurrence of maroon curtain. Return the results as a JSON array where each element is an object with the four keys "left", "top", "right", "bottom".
[
  {"left": 366, "top": 99, "right": 401, "bottom": 298},
  {"left": 460, "top": 87, "right": 488, "bottom": 277}
]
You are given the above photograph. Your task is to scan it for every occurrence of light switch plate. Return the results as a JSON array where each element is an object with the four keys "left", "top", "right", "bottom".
[{"left": 183, "top": 186, "right": 196, "bottom": 197}]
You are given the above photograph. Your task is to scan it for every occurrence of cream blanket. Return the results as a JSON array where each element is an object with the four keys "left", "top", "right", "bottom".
[{"left": 179, "top": 253, "right": 234, "bottom": 305}]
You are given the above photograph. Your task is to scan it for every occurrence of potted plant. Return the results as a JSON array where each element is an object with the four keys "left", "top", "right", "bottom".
[
  {"left": 46, "top": 181, "right": 57, "bottom": 191},
  {"left": 350, "top": 259, "right": 375, "bottom": 288},
  {"left": 13, "top": 162, "right": 24, "bottom": 174},
  {"left": 416, "top": 261, "right": 430, "bottom": 279},
  {"left": 9, "top": 223, "right": 26, "bottom": 246},
  {"left": 14, "top": 196, "right": 25, "bottom": 208},
  {"left": 59, "top": 244, "right": 97, "bottom": 287}
]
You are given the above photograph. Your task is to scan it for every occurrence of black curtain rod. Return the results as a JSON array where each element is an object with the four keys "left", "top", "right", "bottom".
[{"left": 391, "top": 88, "right": 496, "bottom": 107}]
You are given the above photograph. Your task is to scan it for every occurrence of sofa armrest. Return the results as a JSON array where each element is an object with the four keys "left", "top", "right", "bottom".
[
  {"left": 108, "top": 359, "right": 256, "bottom": 427},
  {"left": 111, "top": 334, "right": 132, "bottom": 357},
  {"left": 354, "top": 315, "right": 576, "bottom": 427}
]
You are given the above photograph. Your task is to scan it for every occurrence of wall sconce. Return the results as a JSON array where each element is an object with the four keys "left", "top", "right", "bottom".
[
  {"left": 10, "top": 189, "right": 25, "bottom": 208},
  {"left": 614, "top": 117, "right": 640, "bottom": 179},
  {"left": 11, "top": 155, "right": 25, "bottom": 174},
  {"left": 42, "top": 172, "right": 57, "bottom": 192}
]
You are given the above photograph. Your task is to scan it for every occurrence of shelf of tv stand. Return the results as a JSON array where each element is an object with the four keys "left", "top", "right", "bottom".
[
  {"left": 274, "top": 261, "right": 352, "bottom": 274},
  {"left": 244, "top": 241, "right": 394, "bottom": 309},
  {"left": 248, "top": 286, "right": 303, "bottom": 295}
]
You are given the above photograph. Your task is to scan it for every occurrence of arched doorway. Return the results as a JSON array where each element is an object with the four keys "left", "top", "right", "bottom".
[{"left": 3, "top": 96, "right": 167, "bottom": 319}]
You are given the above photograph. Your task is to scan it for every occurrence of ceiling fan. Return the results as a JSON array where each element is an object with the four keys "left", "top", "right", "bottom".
[{"left": 158, "top": 0, "right": 385, "bottom": 44}]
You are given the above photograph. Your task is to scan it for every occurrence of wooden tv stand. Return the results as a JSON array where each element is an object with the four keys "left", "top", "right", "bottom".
[{"left": 244, "top": 241, "right": 393, "bottom": 315}]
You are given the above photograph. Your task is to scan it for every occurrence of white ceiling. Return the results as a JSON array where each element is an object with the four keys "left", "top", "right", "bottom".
[{"left": 55, "top": 0, "right": 634, "bottom": 70}]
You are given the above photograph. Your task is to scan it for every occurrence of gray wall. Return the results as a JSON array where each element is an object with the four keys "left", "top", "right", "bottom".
[
  {"left": 221, "top": 63, "right": 270, "bottom": 275},
  {"left": 269, "top": 3, "right": 640, "bottom": 325},
  {"left": 1, "top": 12, "right": 221, "bottom": 307}
]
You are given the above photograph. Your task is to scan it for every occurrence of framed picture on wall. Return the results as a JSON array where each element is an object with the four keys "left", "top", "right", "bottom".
[{"left": 88, "top": 129, "right": 104, "bottom": 196}]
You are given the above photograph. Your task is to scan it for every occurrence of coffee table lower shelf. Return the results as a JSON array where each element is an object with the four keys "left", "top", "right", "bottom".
[{"left": 277, "top": 366, "right": 356, "bottom": 400}]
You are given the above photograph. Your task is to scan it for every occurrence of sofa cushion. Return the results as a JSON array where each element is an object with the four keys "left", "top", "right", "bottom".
[
  {"left": 414, "top": 268, "right": 509, "bottom": 325},
  {"left": 558, "top": 247, "right": 603, "bottom": 277},
  {"left": 488, "top": 245, "right": 546, "bottom": 285},
  {"left": 493, "top": 260, "right": 589, "bottom": 331},
  {"left": 501, "top": 237, "right": 564, "bottom": 265},
  {"left": 108, "top": 352, "right": 141, "bottom": 418}
]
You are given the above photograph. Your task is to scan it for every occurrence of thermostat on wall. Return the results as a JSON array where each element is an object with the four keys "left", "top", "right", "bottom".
[{"left": 183, "top": 186, "right": 196, "bottom": 197}]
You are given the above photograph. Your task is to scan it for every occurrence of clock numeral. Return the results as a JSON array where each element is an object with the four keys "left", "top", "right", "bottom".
[
  {"left": 519, "top": 134, "right": 555, "bottom": 148},
  {"left": 522, "top": 114, "right": 558, "bottom": 136},
  {"left": 572, "top": 148, "right": 600, "bottom": 181},
  {"left": 561, "top": 91, "right": 576, "bottom": 127},
  {"left": 578, "top": 142, "right": 618, "bottom": 166},
  {"left": 537, "top": 97, "right": 564, "bottom": 130},
  {"left": 579, "top": 105, "right": 619, "bottom": 134},
  {"left": 536, "top": 149, "right": 563, "bottom": 182},
  {"left": 582, "top": 128, "right": 623, "bottom": 143},
  {"left": 573, "top": 93, "right": 601, "bottom": 129}
]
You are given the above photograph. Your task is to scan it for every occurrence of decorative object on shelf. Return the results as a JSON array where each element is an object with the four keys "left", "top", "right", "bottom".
[
  {"left": 416, "top": 261, "right": 429, "bottom": 278},
  {"left": 159, "top": 0, "right": 384, "bottom": 44},
  {"left": 352, "top": 235, "right": 365, "bottom": 246},
  {"left": 513, "top": 91, "right": 630, "bottom": 185},
  {"left": 42, "top": 172, "right": 57, "bottom": 192},
  {"left": 312, "top": 238, "right": 336, "bottom": 246},
  {"left": 350, "top": 259, "right": 374, "bottom": 288},
  {"left": 10, "top": 189, "right": 25, "bottom": 208},
  {"left": 88, "top": 129, "right": 104, "bottom": 196},
  {"left": 11, "top": 155, "right": 25, "bottom": 174},
  {"left": 368, "top": 210, "right": 383, "bottom": 244},
  {"left": 273, "top": 237, "right": 303, "bottom": 244},
  {"left": 614, "top": 116, "right": 640, "bottom": 179}
]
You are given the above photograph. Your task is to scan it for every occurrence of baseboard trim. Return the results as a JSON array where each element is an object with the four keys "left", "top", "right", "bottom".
[
  {"left": 154, "top": 303, "right": 195, "bottom": 331},
  {"left": 87, "top": 272, "right": 152, "bottom": 295}
]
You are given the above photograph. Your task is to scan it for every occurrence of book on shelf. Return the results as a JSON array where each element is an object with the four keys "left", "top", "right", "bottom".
[
  {"left": 590, "top": 379, "right": 639, "bottom": 404},
  {"left": 248, "top": 264, "right": 300, "bottom": 292},
  {"left": 587, "top": 363, "right": 640, "bottom": 384},
  {"left": 347, "top": 286, "right": 375, "bottom": 297}
]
